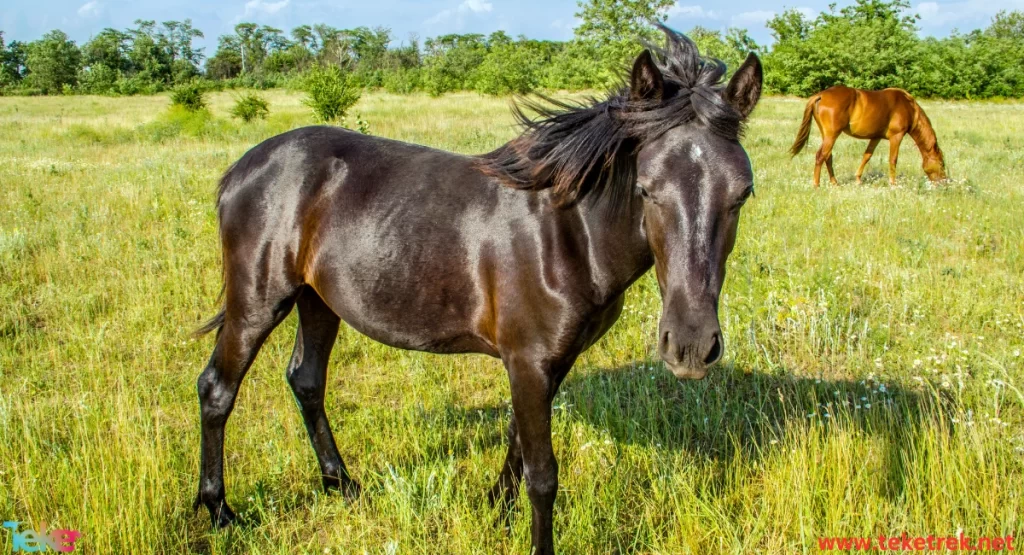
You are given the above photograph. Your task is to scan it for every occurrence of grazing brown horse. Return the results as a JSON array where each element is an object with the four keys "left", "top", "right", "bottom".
[
  {"left": 193, "top": 26, "right": 762, "bottom": 554},
  {"left": 790, "top": 85, "right": 947, "bottom": 186}
]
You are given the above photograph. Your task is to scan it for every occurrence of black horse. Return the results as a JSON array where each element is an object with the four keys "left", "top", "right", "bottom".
[{"left": 194, "top": 26, "right": 763, "bottom": 553}]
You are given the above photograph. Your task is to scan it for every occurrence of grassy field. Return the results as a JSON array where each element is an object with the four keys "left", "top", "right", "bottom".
[{"left": 1, "top": 89, "right": 1022, "bottom": 554}]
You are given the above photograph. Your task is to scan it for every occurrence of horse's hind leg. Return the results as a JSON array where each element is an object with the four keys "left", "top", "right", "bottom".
[
  {"left": 286, "top": 287, "right": 360, "bottom": 499},
  {"left": 813, "top": 134, "right": 838, "bottom": 187},
  {"left": 856, "top": 139, "right": 881, "bottom": 184},
  {"left": 825, "top": 154, "right": 838, "bottom": 186},
  {"left": 488, "top": 415, "right": 523, "bottom": 521},
  {"left": 195, "top": 286, "right": 296, "bottom": 527}
]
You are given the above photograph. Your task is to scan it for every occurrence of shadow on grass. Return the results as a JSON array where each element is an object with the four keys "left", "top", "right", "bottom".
[
  {"left": 559, "top": 361, "right": 952, "bottom": 500},
  {"left": 209, "top": 359, "right": 951, "bottom": 540}
]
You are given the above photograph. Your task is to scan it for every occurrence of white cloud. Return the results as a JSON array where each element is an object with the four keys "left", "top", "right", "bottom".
[
  {"left": 77, "top": 0, "right": 101, "bottom": 18},
  {"left": 424, "top": 0, "right": 494, "bottom": 26},
  {"left": 460, "top": 0, "right": 493, "bottom": 14},
  {"left": 666, "top": 4, "right": 719, "bottom": 19},
  {"left": 244, "top": 0, "right": 290, "bottom": 17},
  {"left": 732, "top": 10, "right": 776, "bottom": 27}
]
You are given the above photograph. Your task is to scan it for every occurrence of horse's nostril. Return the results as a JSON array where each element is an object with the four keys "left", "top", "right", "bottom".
[
  {"left": 703, "top": 333, "right": 723, "bottom": 365},
  {"left": 660, "top": 330, "right": 680, "bottom": 363}
]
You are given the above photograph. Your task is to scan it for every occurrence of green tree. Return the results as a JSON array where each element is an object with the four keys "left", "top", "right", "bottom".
[
  {"left": 687, "top": 26, "right": 760, "bottom": 75},
  {"left": 764, "top": 0, "right": 920, "bottom": 95},
  {"left": 1, "top": 32, "right": 28, "bottom": 87},
  {"left": 422, "top": 34, "right": 486, "bottom": 95},
  {"left": 474, "top": 34, "right": 549, "bottom": 95},
  {"left": 574, "top": 0, "right": 675, "bottom": 73},
  {"left": 82, "top": 28, "right": 131, "bottom": 73},
  {"left": 162, "top": 19, "right": 205, "bottom": 82},
  {"left": 205, "top": 34, "right": 243, "bottom": 79},
  {"left": 126, "top": 20, "right": 173, "bottom": 86},
  {"left": 25, "top": 30, "right": 82, "bottom": 94}
]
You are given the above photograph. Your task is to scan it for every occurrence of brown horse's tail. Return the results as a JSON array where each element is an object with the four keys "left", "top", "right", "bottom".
[{"left": 789, "top": 94, "right": 821, "bottom": 157}]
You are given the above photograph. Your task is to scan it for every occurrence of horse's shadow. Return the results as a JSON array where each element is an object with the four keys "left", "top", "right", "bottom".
[
  {"left": 554, "top": 361, "right": 948, "bottom": 498},
  {"left": 222, "top": 359, "right": 946, "bottom": 533}
]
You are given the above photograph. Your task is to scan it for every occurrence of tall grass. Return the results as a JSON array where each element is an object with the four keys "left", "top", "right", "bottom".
[{"left": 0, "top": 90, "right": 1021, "bottom": 553}]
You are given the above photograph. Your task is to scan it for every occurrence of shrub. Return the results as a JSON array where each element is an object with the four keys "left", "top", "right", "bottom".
[
  {"left": 230, "top": 93, "right": 270, "bottom": 122},
  {"left": 355, "top": 115, "right": 371, "bottom": 134},
  {"left": 77, "top": 65, "right": 119, "bottom": 95},
  {"left": 382, "top": 67, "right": 421, "bottom": 94},
  {"left": 170, "top": 82, "right": 206, "bottom": 112},
  {"left": 302, "top": 66, "right": 361, "bottom": 123},
  {"left": 138, "top": 106, "right": 231, "bottom": 142}
]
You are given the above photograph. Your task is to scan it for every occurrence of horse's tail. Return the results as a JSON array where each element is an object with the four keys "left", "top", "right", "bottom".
[
  {"left": 790, "top": 94, "right": 821, "bottom": 157},
  {"left": 194, "top": 307, "right": 225, "bottom": 337},
  {"left": 193, "top": 169, "right": 233, "bottom": 338}
]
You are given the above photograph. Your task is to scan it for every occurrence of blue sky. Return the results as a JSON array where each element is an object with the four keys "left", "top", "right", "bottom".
[{"left": 2, "top": 0, "right": 1020, "bottom": 50}]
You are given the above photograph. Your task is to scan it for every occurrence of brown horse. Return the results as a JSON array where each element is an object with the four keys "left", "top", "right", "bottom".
[{"left": 790, "top": 85, "right": 947, "bottom": 186}]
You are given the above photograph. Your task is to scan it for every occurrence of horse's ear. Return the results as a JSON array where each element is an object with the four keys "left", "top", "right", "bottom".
[
  {"left": 724, "top": 52, "right": 763, "bottom": 119},
  {"left": 630, "top": 50, "right": 664, "bottom": 102}
]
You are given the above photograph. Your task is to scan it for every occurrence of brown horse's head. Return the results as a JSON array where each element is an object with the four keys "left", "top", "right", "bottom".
[
  {"left": 627, "top": 39, "right": 762, "bottom": 379},
  {"left": 914, "top": 108, "right": 948, "bottom": 182},
  {"left": 922, "top": 144, "right": 947, "bottom": 182}
]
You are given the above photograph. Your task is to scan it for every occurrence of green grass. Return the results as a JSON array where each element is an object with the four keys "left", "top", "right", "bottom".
[{"left": 1, "top": 90, "right": 1022, "bottom": 553}]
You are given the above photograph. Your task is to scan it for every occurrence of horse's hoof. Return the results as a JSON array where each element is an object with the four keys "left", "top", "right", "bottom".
[
  {"left": 196, "top": 488, "right": 236, "bottom": 528},
  {"left": 213, "top": 503, "right": 237, "bottom": 528}
]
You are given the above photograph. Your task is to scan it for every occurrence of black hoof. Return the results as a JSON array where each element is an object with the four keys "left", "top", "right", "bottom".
[
  {"left": 195, "top": 491, "right": 236, "bottom": 528},
  {"left": 214, "top": 501, "right": 236, "bottom": 528}
]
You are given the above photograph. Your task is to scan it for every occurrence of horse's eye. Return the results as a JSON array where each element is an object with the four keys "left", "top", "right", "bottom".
[
  {"left": 740, "top": 186, "right": 754, "bottom": 203},
  {"left": 732, "top": 186, "right": 754, "bottom": 211},
  {"left": 638, "top": 186, "right": 651, "bottom": 199}
]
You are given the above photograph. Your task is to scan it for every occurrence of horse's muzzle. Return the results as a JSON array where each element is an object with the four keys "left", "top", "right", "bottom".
[{"left": 659, "top": 327, "right": 723, "bottom": 380}]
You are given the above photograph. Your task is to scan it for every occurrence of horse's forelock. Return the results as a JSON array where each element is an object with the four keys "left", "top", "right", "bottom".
[{"left": 479, "top": 25, "right": 743, "bottom": 205}]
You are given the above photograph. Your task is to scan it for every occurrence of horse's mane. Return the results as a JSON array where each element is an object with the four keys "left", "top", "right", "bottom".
[{"left": 478, "top": 25, "right": 745, "bottom": 206}]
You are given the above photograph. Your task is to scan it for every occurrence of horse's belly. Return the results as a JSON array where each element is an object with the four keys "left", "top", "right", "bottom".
[{"left": 309, "top": 246, "right": 496, "bottom": 357}]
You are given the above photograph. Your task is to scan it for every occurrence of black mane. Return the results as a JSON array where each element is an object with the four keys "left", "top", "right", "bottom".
[{"left": 479, "top": 25, "right": 745, "bottom": 206}]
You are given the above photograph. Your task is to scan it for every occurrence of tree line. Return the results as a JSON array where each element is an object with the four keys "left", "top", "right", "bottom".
[{"left": 1, "top": 0, "right": 1023, "bottom": 99}]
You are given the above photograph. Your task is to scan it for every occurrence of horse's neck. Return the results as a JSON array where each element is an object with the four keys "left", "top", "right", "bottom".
[
  {"left": 572, "top": 193, "right": 653, "bottom": 302},
  {"left": 909, "top": 109, "right": 938, "bottom": 154}
]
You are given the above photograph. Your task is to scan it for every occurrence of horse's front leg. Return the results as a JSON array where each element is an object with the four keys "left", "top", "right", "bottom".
[{"left": 502, "top": 355, "right": 568, "bottom": 555}]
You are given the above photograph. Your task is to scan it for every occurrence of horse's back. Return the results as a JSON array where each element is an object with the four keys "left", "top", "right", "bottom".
[{"left": 814, "top": 86, "right": 914, "bottom": 138}]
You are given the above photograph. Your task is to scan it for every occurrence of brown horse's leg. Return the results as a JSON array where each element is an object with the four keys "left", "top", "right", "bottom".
[
  {"left": 856, "top": 139, "right": 881, "bottom": 184},
  {"left": 504, "top": 355, "right": 571, "bottom": 555},
  {"left": 195, "top": 297, "right": 294, "bottom": 527},
  {"left": 813, "top": 135, "right": 837, "bottom": 187},
  {"left": 825, "top": 154, "right": 838, "bottom": 186},
  {"left": 888, "top": 133, "right": 905, "bottom": 185},
  {"left": 286, "top": 287, "right": 361, "bottom": 499}
]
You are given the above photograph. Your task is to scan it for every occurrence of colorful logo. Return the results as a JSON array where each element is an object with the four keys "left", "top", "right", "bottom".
[{"left": 2, "top": 522, "right": 80, "bottom": 553}]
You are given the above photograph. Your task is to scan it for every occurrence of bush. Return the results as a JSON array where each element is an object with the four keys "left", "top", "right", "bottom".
[
  {"left": 139, "top": 105, "right": 230, "bottom": 142},
  {"left": 170, "top": 83, "right": 206, "bottom": 112},
  {"left": 77, "top": 65, "right": 119, "bottom": 95},
  {"left": 382, "top": 67, "right": 421, "bottom": 94},
  {"left": 230, "top": 93, "right": 270, "bottom": 122},
  {"left": 302, "top": 66, "right": 361, "bottom": 123}
]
